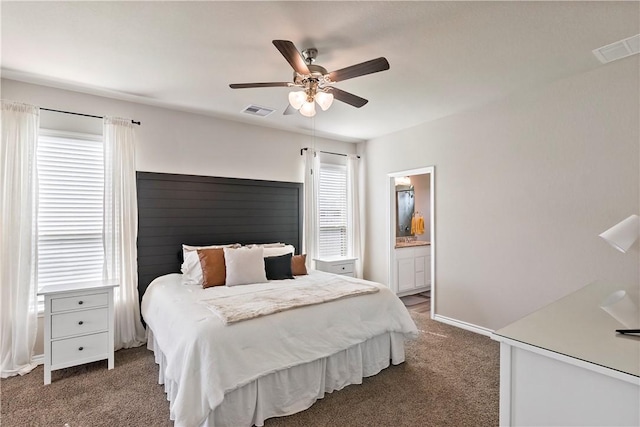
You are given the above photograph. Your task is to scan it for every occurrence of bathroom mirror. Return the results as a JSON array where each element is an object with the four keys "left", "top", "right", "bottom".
[{"left": 396, "top": 188, "right": 414, "bottom": 237}]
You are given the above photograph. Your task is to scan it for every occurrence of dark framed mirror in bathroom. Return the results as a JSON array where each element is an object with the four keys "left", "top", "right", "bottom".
[{"left": 396, "top": 186, "right": 414, "bottom": 237}]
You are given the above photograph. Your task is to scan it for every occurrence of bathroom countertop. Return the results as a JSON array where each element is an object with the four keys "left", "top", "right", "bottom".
[{"left": 394, "top": 241, "right": 430, "bottom": 248}]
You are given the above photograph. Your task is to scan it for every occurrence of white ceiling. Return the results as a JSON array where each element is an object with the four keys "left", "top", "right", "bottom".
[{"left": 2, "top": 1, "right": 638, "bottom": 142}]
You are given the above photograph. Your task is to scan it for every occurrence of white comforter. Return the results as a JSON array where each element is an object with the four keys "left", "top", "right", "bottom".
[{"left": 141, "top": 271, "right": 418, "bottom": 427}]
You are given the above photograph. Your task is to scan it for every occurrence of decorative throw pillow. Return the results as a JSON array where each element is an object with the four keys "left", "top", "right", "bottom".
[
  {"left": 197, "top": 248, "right": 226, "bottom": 288},
  {"left": 263, "top": 244, "right": 295, "bottom": 258},
  {"left": 245, "top": 243, "right": 286, "bottom": 248},
  {"left": 291, "top": 254, "right": 308, "bottom": 276},
  {"left": 224, "top": 246, "right": 267, "bottom": 286},
  {"left": 264, "top": 253, "right": 294, "bottom": 280},
  {"left": 181, "top": 243, "right": 239, "bottom": 285}
]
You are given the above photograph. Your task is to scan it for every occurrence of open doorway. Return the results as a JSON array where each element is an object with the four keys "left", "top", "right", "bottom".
[{"left": 388, "top": 167, "right": 435, "bottom": 317}]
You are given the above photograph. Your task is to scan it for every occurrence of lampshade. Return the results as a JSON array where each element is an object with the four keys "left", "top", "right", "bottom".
[
  {"left": 314, "top": 91, "right": 334, "bottom": 111},
  {"left": 599, "top": 214, "right": 640, "bottom": 253},
  {"left": 288, "top": 91, "right": 306, "bottom": 110},
  {"left": 299, "top": 101, "right": 316, "bottom": 117}
]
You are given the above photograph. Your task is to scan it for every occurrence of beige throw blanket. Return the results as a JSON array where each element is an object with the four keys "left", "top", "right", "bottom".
[{"left": 201, "top": 278, "right": 380, "bottom": 325}]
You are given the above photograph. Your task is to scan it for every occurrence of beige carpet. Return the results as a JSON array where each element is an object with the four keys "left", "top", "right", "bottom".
[{"left": 1, "top": 313, "right": 499, "bottom": 426}]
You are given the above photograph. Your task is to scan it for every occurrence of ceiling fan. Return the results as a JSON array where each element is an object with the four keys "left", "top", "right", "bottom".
[{"left": 229, "top": 40, "right": 390, "bottom": 117}]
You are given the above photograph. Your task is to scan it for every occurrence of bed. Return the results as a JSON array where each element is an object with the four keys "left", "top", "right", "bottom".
[
  {"left": 136, "top": 172, "right": 418, "bottom": 427},
  {"left": 141, "top": 269, "right": 417, "bottom": 426}
]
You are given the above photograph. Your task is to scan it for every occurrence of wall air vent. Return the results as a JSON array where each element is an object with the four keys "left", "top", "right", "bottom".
[
  {"left": 593, "top": 34, "right": 640, "bottom": 64},
  {"left": 242, "top": 105, "right": 275, "bottom": 117}
]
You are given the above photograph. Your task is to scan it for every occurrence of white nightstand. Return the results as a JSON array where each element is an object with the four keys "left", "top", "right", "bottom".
[
  {"left": 38, "top": 280, "right": 118, "bottom": 385},
  {"left": 313, "top": 257, "right": 358, "bottom": 277}
]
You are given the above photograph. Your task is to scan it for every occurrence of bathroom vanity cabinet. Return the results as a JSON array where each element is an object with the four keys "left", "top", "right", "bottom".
[{"left": 393, "top": 243, "right": 430, "bottom": 296}]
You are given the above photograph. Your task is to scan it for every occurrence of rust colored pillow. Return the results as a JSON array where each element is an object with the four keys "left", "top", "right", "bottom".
[
  {"left": 291, "top": 254, "right": 308, "bottom": 276},
  {"left": 197, "top": 248, "right": 226, "bottom": 288}
]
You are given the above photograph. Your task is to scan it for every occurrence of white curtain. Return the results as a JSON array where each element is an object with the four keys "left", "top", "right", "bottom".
[
  {"left": 103, "top": 117, "right": 145, "bottom": 350},
  {"left": 0, "top": 101, "right": 39, "bottom": 377},
  {"left": 347, "top": 155, "right": 365, "bottom": 278},
  {"left": 303, "top": 149, "right": 320, "bottom": 269}
]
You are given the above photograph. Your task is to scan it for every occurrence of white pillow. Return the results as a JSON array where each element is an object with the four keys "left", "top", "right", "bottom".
[
  {"left": 224, "top": 246, "right": 267, "bottom": 287},
  {"left": 263, "top": 244, "right": 295, "bottom": 258},
  {"left": 245, "top": 242, "right": 285, "bottom": 248},
  {"left": 181, "top": 243, "right": 238, "bottom": 285}
]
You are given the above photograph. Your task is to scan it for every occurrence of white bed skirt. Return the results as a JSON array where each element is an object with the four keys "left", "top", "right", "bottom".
[{"left": 147, "top": 327, "right": 407, "bottom": 427}]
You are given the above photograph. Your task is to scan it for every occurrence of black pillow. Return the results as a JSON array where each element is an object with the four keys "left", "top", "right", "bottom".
[{"left": 264, "top": 253, "right": 294, "bottom": 280}]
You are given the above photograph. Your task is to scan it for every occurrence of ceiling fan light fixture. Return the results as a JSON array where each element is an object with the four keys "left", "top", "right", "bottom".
[
  {"left": 230, "top": 40, "right": 389, "bottom": 117},
  {"left": 288, "top": 91, "right": 306, "bottom": 110},
  {"left": 299, "top": 101, "right": 316, "bottom": 117},
  {"left": 315, "top": 91, "right": 334, "bottom": 111}
]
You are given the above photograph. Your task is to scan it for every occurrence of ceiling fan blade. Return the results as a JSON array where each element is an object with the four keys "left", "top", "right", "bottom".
[
  {"left": 283, "top": 104, "right": 297, "bottom": 115},
  {"left": 272, "top": 40, "right": 310, "bottom": 75},
  {"left": 328, "top": 57, "right": 390, "bottom": 83},
  {"left": 229, "top": 82, "right": 291, "bottom": 89},
  {"left": 328, "top": 87, "right": 368, "bottom": 108}
]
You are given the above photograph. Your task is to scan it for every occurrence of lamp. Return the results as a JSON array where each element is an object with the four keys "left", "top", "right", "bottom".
[
  {"left": 394, "top": 176, "right": 411, "bottom": 186},
  {"left": 288, "top": 91, "right": 306, "bottom": 110},
  {"left": 599, "top": 214, "right": 640, "bottom": 253},
  {"left": 288, "top": 88, "right": 334, "bottom": 117},
  {"left": 600, "top": 290, "right": 639, "bottom": 329},
  {"left": 299, "top": 100, "right": 316, "bottom": 118},
  {"left": 314, "top": 91, "right": 334, "bottom": 111},
  {"left": 598, "top": 214, "right": 640, "bottom": 334}
]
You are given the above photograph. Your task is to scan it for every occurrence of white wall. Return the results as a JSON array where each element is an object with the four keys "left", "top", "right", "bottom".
[
  {"left": 1, "top": 79, "right": 356, "bottom": 183},
  {"left": 2, "top": 79, "right": 356, "bottom": 356},
  {"left": 364, "top": 57, "right": 640, "bottom": 331}
]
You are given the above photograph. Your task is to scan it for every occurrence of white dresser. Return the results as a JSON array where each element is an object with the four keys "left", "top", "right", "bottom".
[
  {"left": 38, "top": 281, "right": 118, "bottom": 385},
  {"left": 313, "top": 257, "right": 357, "bottom": 277},
  {"left": 492, "top": 281, "right": 639, "bottom": 426}
]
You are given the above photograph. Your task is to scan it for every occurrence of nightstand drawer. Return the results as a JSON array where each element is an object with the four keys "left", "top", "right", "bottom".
[
  {"left": 325, "top": 262, "right": 354, "bottom": 275},
  {"left": 314, "top": 258, "right": 358, "bottom": 277},
  {"left": 51, "top": 292, "right": 108, "bottom": 313},
  {"left": 51, "top": 332, "right": 109, "bottom": 367},
  {"left": 51, "top": 308, "right": 108, "bottom": 339}
]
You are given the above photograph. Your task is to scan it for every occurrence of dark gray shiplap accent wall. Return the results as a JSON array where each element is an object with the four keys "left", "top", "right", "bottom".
[{"left": 136, "top": 172, "right": 303, "bottom": 299}]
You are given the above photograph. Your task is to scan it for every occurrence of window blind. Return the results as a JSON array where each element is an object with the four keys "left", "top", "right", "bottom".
[
  {"left": 318, "top": 163, "right": 347, "bottom": 258},
  {"left": 37, "top": 133, "right": 104, "bottom": 289}
]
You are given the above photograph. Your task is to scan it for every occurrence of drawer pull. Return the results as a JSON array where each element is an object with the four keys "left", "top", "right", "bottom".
[
  {"left": 78, "top": 301, "right": 84, "bottom": 305},
  {"left": 78, "top": 321, "right": 84, "bottom": 325},
  {"left": 78, "top": 347, "right": 84, "bottom": 351},
  {"left": 341, "top": 267, "right": 345, "bottom": 270}
]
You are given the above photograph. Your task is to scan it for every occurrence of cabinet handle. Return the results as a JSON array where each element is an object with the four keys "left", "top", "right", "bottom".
[
  {"left": 78, "top": 301, "right": 84, "bottom": 305},
  {"left": 78, "top": 347, "right": 84, "bottom": 351},
  {"left": 341, "top": 267, "right": 345, "bottom": 270},
  {"left": 78, "top": 321, "right": 84, "bottom": 325}
]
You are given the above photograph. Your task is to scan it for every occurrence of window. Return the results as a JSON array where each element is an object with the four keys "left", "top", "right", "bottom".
[
  {"left": 318, "top": 163, "right": 347, "bottom": 258},
  {"left": 37, "top": 132, "right": 104, "bottom": 292}
]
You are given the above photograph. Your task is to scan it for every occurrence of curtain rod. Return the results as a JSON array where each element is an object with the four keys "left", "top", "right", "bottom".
[
  {"left": 41, "top": 108, "right": 141, "bottom": 125},
  {"left": 300, "top": 147, "right": 360, "bottom": 159}
]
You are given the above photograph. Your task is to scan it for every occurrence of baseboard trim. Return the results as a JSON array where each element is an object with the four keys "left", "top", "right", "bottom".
[
  {"left": 33, "top": 354, "right": 44, "bottom": 366},
  {"left": 433, "top": 314, "right": 494, "bottom": 337}
]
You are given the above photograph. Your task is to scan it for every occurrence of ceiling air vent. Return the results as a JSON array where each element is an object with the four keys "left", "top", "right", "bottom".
[
  {"left": 593, "top": 34, "right": 640, "bottom": 64},
  {"left": 242, "top": 104, "right": 275, "bottom": 117}
]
